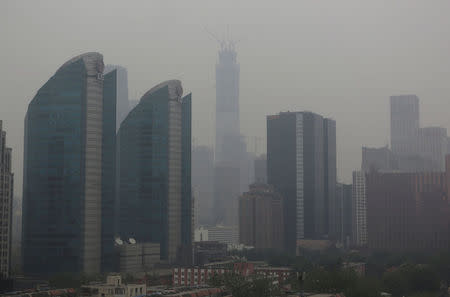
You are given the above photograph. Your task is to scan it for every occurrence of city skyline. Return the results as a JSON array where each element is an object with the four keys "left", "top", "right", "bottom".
[{"left": 4, "top": 1, "right": 450, "bottom": 197}]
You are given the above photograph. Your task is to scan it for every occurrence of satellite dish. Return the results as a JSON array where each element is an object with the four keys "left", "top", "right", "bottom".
[
  {"left": 115, "top": 238, "right": 123, "bottom": 245},
  {"left": 129, "top": 238, "right": 136, "bottom": 244}
]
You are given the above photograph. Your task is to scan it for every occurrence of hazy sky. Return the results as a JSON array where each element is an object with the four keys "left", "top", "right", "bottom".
[{"left": 2, "top": 0, "right": 450, "bottom": 195}]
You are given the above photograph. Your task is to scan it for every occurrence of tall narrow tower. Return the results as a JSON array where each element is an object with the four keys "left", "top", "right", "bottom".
[{"left": 215, "top": 42, "right": 241, "bottom": 167}]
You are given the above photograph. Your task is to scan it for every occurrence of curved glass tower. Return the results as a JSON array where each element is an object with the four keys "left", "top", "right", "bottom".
[
  {"left": 118, "top": 80, "right": 192, "bottom": 263},
  {"left": 23, "top": 52, "right": 115, "bottom": 275}
]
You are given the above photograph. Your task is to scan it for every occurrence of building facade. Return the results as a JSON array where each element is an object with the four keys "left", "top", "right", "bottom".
[
  {"left": 366, "top": 160, "right": 450, "bottom": 251},
  {"left": 118, "top": 80, "right": 191, "bottom": 263},
  {"left": 418, "top": 127, "right": 447, "bottom": 171},
  {"left": 0, "top": 121, "right": 13, "bottom": 278},
  {"left": 362, "top": 146, "right": 397, "bottom": 173},
  {"left": 352, "top": 171, "right": 367, "bottom": 247},
  {"left": 330, "top": 183, "right": 352, "bottom": 247},
  {"left": 23, "top": 52, "right": 114, "bottom": 275},
  {"left": 390, "top": 95, "right": 420, "bottom": 156},
  {"left": 267, "top": 112, "right": 336, "bottom": 252},
  {"left": 192, "top": 146, "right": 214, "bottom": 226},
  {"left": 238, "top": 183, "right": 284, "bottom": 250},
  {"left": 104, "top": 65, "right": 129, "bottom": 131}
]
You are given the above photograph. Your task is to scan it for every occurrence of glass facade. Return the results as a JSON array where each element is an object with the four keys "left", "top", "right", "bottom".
[
  {"left": 102, "top": 70, "right": 117, "bottom": 272},
  {"left": 118, "top": 81, "right": 191, "bottom": 262},
  {"left": 23, "top": 59, "right": 86, "bottom": 274},
  {"left": 22, "top": 53, "right": 110, "bottom": 275}
]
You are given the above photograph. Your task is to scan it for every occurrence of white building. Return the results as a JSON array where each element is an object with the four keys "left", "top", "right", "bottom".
[{"left": 352, "top": 171, "right": 367, "bottom": 246}]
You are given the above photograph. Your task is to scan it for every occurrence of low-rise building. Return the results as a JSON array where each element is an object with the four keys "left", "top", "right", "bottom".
[
  {"left": 193, "top": 241, "right": 227, "bottom": 266},
  {"left": 81, "top": 275, "right": 146, "bottom": 297},
  {"left": 115, "top": 239, "right": 160, "bottom": 273}
]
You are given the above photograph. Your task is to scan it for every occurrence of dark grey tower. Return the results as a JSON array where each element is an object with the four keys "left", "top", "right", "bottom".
[
  {"left": 267, "top": 111, "right": 336, "bottom": 253},
  {"left": 104, "top": 65, "right": 129, "bottom": 132}
]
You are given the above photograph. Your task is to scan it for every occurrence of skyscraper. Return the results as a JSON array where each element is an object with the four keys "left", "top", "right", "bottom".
[
  {"left": 390, "top": 95, "right": 420, "bottom": 156},
  {"left": 215, "top": 42, "right": 240, "bottom": 167},
  {"left": 104, "top": 65, "right": 129, "bottom": 131},
  {"left": 192, "top": 146, "right": 214, "bottom": 226},
  {"left": 118, "top": 80, "right": 191, "bottom": 263},
  {"left": 0, "top": 121, "right": 13, "bottom": 278},
  {"left": 352, "top": 171, "right": 367, "bottom": 247},
  {"left": 213, "top": 41, "right": 247, "bottom": 229},
  {"left": 267, "top": 111, "right": 336, "bottom": 252},
  {"left": 23, "top": 52, "right": 115, "bottom": 275}
]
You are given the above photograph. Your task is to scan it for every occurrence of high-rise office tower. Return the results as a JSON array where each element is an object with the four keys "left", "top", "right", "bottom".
[
  {"left": 104, "top": 65, "right": 129, "bottom": 131},
  {"left": 215, "top": 42, "right": 240, "bottom": 167},
  {"left": 23, "top": 52, "right": 116, "bottom": 275},
  {"left": 0, "top": 121, "right": 13, "bottom": 278},
  {"left": 118, "top": 80, "right": 192, "bottom": 263},
  {"left": 213, "top": 41, "right": 246, "bottom": 228},
  {"left": 192, "top": 146, "right": 214, "bottom": 226},
  {"left": 352, "top": 171, "right": 367, "bottom": 247},
  {"left": 267, "top": 111, "right": 336, "bottom": 252},
  {"left": 390, "top": 95, "right": 420, "bottom": 156}
]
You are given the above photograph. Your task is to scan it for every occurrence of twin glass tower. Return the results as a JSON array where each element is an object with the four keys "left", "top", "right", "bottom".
[{"left": 23, "top": 53, "right": 191, "bottom": 275}]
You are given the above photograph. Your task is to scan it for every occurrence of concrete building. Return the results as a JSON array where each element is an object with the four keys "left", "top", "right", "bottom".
[
  {"left": 418, "top": 127, "right": 447, "bottom": 171},
  {"left": 213, "top": 165, "right": 240, "bottom": 227},
  {"left": 366, "top": 158, "right": 450, "bottom": 251},
  {"left": 104, "top": 65, "right": 129, "bottom": 131},
  {"left": 330, "top": 183, "right": 352, "bottom": 247},
  {"left": 267, "top": 112, "right": 336, "bottom": 252},
  {"left": 192, "top": 146, "right": 214, "bottom": 226},
  {"left": 118, "top": 80, "right": 192, "bottom": 263},
  {"left": 238, "top": 183, "right": 284, "bottom": 250},
  {"left": 390, "top": 95, "right": 420, "bottom": 156},
  {"left": 215, "top": 42, "right": 241, "bottom": 168},
  {"left": 193, "top": 241, "right": 227, "bottom": 266},
  {"left": 114, "top": 239, "right": 160, "bottom": 273},
  {"left": 254, "top": 154, "right": 267, "bottom": 183},
  {"left": 213, "top": 41, "right": 250, "bottom": 231},
  {"left": 23, "top": 52, "right": 116, "bottom": 275},
  {"left": 352, "top": 171, "right": 367, "bottom": 247},
  {"left": 0, "top": 121, "right": 13, "bottom": 278},
  {"left": 206, "top": 225, "right": 238, "bottom": 245},
  {"left": 81, "top": 275, "right": 146, "bottom": 297},
  {"left": 362, "top": 146, "right": 397, "bottom": 173}
]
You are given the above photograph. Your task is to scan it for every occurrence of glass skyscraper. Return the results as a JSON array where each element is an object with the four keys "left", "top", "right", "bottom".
[
  {"left": 267, "top": 111, "right": 336, "bottom": 253},
  {"left": 23, "top": 52, "right": 116, "bottom": 275},
  {"left": 118, "top": 80, "right": 191, "bottom": 263}
]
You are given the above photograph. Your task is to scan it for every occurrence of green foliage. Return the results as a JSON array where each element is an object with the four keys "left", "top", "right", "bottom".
[
  {"left": 382, "top": 264, "right": 440, "bottom": 297},
  {"left": 301, "top": 268, "right": 381, "bottom": 297},
  {"left": 208, "top": 272, "right": 279, "bottom": 297}
]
